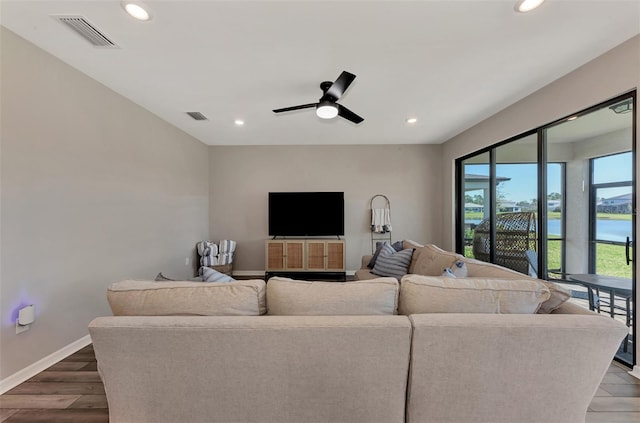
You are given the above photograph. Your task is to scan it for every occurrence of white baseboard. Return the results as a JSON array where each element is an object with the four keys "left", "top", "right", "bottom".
[
  {"left": 0, "top": 334, "right": 91, "bottom": 394},
  {"left": 629, "top": 365, "right": 640, "bottom": 380}
]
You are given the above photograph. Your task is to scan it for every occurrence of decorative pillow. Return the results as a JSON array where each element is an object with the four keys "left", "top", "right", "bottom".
[
  {"left": 451, "top": 260, "right": 469, "bottom": 277},
  {"left": 107, "top": 280, "right": 266, "bottom": 316},
  {"left": 368, "top": 240, "right": 404, "bottom": 268},
  {"left": 155, "top": 272, "right": 173, "bottom": 281},
  {"left": 266, "top": 277, "right": 399, "bottom": 315},
  {"left": 441, "top": 268, "right": 457, "bottom": 278},
  {"left": 200, "top": 266, "right": 235, "bottom": 283},
  {"left": 372, "top": 243, "right": 414, "bottom": 280},
  {"left": 398, "top": 274, "right": 550, "bottom": 315},
  {"left": 536, "top": 280, "right": 571, "bottom": 313},
  {"left": 410, "top": 244, "right": 463, "bottom": 276}
]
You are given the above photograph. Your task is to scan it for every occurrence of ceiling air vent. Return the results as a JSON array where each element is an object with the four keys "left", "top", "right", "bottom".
[
  {"left": 53, "top": 15, "right": 118, "bottom": 48},
  {"left": 186, "top": 112, "right": 208, "bottom": 121}
]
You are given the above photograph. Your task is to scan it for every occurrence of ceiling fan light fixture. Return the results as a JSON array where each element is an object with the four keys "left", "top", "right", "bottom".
[
  {"left": 316, "top": 101, "right": 338, "bottom": 119},
  {"left": 121, "top": 1, "right": 152, "bottom": 21},
  {"left": 515, "top": 0, "right": 545, "bottom": 13}
]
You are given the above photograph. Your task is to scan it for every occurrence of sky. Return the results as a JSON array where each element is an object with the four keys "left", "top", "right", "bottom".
[{"left": 465, "top": 152, "right": 632, "bottom": 203}]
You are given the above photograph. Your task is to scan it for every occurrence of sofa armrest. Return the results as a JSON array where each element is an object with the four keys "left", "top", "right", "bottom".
[
  {"left": 361, "top": 254, "right": 373, "bottom": 269},
  {"left": 407, "top": 313, "right": 627, "bottom": 423}
]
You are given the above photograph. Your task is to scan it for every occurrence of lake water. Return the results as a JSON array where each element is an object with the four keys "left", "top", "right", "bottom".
[{"left": 466, "top": 219, "right": 632, "bottom": 242}]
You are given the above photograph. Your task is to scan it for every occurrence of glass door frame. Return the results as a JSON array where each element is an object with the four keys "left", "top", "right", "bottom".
[
  {"left": 589, "top": 178, "right": 634, "bottom": 274},
  {"left": 454, "top": 90, "right": 637, "bottom": 367}
]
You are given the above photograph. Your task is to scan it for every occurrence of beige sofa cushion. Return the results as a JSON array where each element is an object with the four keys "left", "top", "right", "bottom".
[
  {"left": 398, "top": 275, "right": 550, "bottom": 314},
  {"left": 536, "top": 280, "right": 571, "bottom": 313},
  {"left": 410, "top": 244, "right": 464, "bottom": 275},
  {"left": 107, "top": 280, "right": 266, "bottom": 316},
  {"left": 267, "top": 277, "right": 399, "bottom": 315}
]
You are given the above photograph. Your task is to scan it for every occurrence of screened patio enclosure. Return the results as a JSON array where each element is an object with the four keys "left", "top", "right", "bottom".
[{"left": 456, "top": 93, "right": 636, "bottom": 367}]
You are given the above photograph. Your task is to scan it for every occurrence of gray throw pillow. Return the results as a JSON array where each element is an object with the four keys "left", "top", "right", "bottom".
[
  {"left": 371, "top": 242, "right": 413, "bottom": 280},
  {"left": 368, "top": 240, "right": 405, "bottom": 268}
]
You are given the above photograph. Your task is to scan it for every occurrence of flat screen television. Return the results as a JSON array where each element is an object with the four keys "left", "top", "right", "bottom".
[{"left": 269, "top": 192, "right": 344, "bottom": 237}]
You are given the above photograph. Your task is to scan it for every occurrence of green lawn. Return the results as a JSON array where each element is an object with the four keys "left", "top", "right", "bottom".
[
  {"left": 464, "top": 241, "right": 631, "bottom": 279},
  {"left": 465, "top": 211, "right": 631, "bottom": 221}
]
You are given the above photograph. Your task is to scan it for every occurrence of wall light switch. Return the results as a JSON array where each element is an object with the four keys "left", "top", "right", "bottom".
[{"left": 185, "top": 257, "right": 190, "bottom": 266}]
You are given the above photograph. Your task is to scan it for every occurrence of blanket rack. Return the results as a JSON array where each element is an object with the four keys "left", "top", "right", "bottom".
[{"left": 370, "top": 194, "right": 392, "bottom": 253}]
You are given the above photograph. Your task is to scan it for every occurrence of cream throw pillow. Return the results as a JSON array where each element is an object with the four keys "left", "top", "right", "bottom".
[
  {"left": 266, "top": 277, "right": 399, "bottom": 315},
  {"left": 398, "top": 275, "right": 550, "bottom": 314}
]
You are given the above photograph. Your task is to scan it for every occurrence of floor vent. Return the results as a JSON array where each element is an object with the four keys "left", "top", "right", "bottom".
[
  {"left": 53, "top": 15, "right": 118, "bottom": 48},
  {"left": 186, "top": 112, "right": 208, "bottom": 121}
]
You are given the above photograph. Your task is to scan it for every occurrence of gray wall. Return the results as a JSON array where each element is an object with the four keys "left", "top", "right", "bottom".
[
  {"left": 208, "top": 144, "right": 443, "bottom": 272},
  {"left": 0, "top": 28, "right": 209, "bottom": 380},
  {"left": 441, "top": 34, "right": 639, "bottom": 251},
  {"left": 441, "top": 34, "right": 640, "bottom": 367}
]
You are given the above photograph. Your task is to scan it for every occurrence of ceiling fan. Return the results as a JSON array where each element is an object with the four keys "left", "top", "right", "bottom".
[{"left": 273, "top": 71, "right": 364, "bottom": 124}]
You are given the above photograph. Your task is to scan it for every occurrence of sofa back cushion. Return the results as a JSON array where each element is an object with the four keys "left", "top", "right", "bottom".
[
  {"left": 267, "top": 277, "right": 399, "bottom": 315},
  {"left": 409, "top": 244, "right": 464, "bottom": 275},
  {"left": 398, "top": 275, "right": 550, "bottom": 314},
  {"left": 107, "top": 280, "right": 267, "bottom": 316}
]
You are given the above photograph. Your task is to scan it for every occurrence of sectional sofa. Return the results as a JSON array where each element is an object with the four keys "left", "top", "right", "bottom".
[{"left": 89, "top": 275, "right": 627, "bottom": 423}]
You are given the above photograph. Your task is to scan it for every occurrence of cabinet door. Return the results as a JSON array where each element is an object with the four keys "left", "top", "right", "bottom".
[
  {"left": 285, "top": 241, "right": 305, "bottom": 270},
  {"left": 266, "top": 241, "right": 286, "bottom": 271},
  {"left": 326, "top": 241, "right": 345, "bottom": 271},
  {"left": 306, "top": 241, "right": 327, "bottom": 271}
]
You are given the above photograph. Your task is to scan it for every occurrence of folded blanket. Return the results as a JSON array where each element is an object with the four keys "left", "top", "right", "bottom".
[
  {"left": 200, "top": 246, "right": 219, "bottom": 267},
  {"left": 197, "top": 241, "right": 218, "bottom": 257},
  {"left": 217, "top": 252, "right": 234, "bottom": 265},
  {"left": 219, "top": 240, "right": 236, "bottom": 253}
]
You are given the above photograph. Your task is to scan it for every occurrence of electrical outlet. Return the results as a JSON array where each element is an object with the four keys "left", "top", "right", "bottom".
[
  {"left": 16, "top": 322, "right": 29, "bottom": 334},
  {"left": 185, "top": 257, "right": 190, "bottom": 266}
]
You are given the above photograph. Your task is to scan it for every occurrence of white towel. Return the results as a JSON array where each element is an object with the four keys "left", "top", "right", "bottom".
[{"left": 371, "top": 208, "right": 392, "bottom": 233}]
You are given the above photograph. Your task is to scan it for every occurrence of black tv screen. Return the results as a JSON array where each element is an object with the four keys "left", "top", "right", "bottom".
[{"left": 269, "top": 192, "right": 345, "bottom": 236}]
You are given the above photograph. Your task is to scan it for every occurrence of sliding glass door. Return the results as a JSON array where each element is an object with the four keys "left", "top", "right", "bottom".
[{"left": 455, "top": 92, "right": 636, "bottom": 366}]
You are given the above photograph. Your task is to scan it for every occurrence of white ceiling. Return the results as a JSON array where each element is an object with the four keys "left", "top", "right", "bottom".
[{"left": 2, "top": 0, "right": 639, "bottom": 146}]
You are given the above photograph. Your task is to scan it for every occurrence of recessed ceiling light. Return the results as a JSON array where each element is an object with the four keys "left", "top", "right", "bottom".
[
  {"left": 567, "top": 116, "right": 578, "bottom": 121},
  {"left": 121, "top": 1, "right": 152, "bottom": 21},
  {"left": 515, "top": 0, "right": 545, "bottom": 13},
  {"left": 406, "top": 117, "right": 418, "bottom": 124},
  {"left": 234, "top": 119, "right": 245, "bottom": 126}
]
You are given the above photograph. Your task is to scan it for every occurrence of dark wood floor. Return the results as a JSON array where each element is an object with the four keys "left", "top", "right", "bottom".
[
  {"left": 1, "top": 344, "right": 639, "bottom": 422},
  {"left": 0, "top": 345, "right": 108, "bottom": 423}
]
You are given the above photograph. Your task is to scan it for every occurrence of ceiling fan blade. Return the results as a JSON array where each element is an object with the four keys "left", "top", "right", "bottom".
[
  {"left": 273, "top": 103, "right": 317, "bottom": 113},
  {"left": 337, "top": 104, "right": 364, "bottom": 124},
  {"left": 324, "top": 71, "right": 356, "bottom": 101}
]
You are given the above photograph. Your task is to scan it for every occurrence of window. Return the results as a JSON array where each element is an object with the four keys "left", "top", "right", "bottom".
[{"left": 455, "top": 92, "right": 636, "bottom": 366}]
